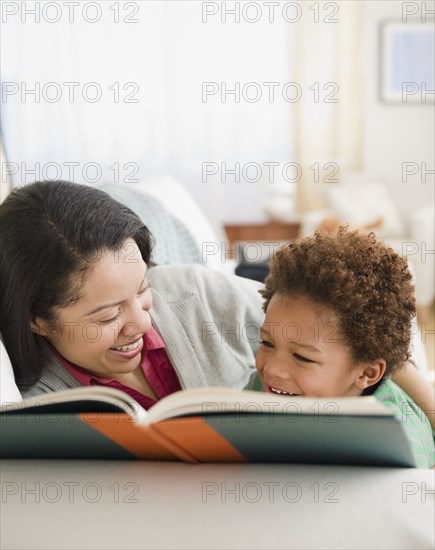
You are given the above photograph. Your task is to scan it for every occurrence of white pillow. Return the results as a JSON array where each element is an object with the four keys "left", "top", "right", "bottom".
[
  {"left": 325, "top": 182, "right": 407, "bottom": 239},
  {"left": 0, "top": 338, "right": 22, "bottom": 404},
  {"left": 132, "top": 176, "right": 228, "bottom": 271}
]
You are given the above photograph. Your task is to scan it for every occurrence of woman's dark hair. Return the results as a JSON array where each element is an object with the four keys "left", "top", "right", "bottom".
[
  {"left": 260, "top": 227, "right": 416, "bottom": 377},
  {"left": 0, "top": 180, "right": 153, "bottom": 389}
]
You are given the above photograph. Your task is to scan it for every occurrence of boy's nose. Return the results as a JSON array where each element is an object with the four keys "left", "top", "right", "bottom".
[{"left": 263, "top": 360, "right": 291, "bottom": 380}]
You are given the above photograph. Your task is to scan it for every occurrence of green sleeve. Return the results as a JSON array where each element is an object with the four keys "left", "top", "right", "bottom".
[
  {"left": 374, "top": 379, "right": 435, "bottom": 468},
  {"left": 244, "top": 371, "right": 264, "bottom": 392}
]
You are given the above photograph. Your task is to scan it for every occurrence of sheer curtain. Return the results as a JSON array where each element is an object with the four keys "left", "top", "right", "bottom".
[
  {"left": 294, "top": 0, "right": 363, "bottom": 212},
  {"left": 1, "top": 1, "right": 362, "bottom": 221},
  {"left": 0, "top": 1, "right": 294, "bottom": 227}
]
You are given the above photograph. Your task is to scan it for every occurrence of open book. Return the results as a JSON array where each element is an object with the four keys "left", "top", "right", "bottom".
[{"left": 0, "top": 385, "right": 416, "bottom": 466}]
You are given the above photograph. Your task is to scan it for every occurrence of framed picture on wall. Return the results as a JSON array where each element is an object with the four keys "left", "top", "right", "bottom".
[{"left": 379, "top": 21, "right": 434, "bottom": 103}]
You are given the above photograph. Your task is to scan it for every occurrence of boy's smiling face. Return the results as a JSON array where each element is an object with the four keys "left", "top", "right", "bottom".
[{"left": 255, "top": 294, "right": 384, "bottom": 398}]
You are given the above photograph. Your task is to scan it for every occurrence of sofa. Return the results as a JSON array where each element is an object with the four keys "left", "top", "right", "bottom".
[
  {"left": 299, "top": 180, "right": 435, "bottom": 310},
  {"left": 0, "top": 177, "right": 431, "bottom": 404},
  {"left": 1, "top": 179, "right": 434, "bottom": 550}
]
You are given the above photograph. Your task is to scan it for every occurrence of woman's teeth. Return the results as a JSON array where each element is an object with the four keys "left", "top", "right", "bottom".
[
  {"left": 111, "top": 340, "right": 141, "bottom": 352},
  {"left": 271, "top": 387, "right": 298, "bottom": 396}
]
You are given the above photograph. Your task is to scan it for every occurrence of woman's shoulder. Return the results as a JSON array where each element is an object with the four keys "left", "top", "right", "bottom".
[
  {"left": 20, "top": 358, "right": 81, "bottom": 399},
  {"left": 148, "top": 264, "right": 263, "bottom": 297},
  {"left": 148, "top": 265, "right": 264, "bottom": 322},
  {"left": 148, "top": 265, "right": 264, "bottom": 332}
]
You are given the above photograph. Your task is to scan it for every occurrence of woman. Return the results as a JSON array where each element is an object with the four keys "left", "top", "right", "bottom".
[
  {"left": 0, "top": 180, "right": 262, "bottom": 409},
  {"left": 0, "top": 180, "right": 433, "bottom": 428}
]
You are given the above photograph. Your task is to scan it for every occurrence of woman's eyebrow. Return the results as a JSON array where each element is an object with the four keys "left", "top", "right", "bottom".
[
  {"left": 84, "top": 300, "right": 124, "bottom": 317},
  {"left": 83, "top": 272, "right": 147, "bottom": 317}
]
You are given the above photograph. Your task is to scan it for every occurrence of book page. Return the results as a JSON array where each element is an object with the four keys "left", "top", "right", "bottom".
[
  {"left": 0, "top": 386, "right": 148, "bottom": 422},
  {"left": 146, "top": 387, "right": 392, "bottom": 424}
]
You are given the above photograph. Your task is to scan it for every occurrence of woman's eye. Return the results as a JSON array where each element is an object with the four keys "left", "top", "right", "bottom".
[
  {"left": 99, "top": 311, "right": 121, "bottom": 324},
  {"left": 137, "top": 284, "right": 150, "bottom": 296},
  {"left": 259, "top": 339, "right": 273, "bottom": 348}
]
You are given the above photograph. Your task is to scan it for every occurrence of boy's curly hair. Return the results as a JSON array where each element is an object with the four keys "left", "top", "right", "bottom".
[{"left": 260, "top": 227, "right": 416, "bottom": 376}]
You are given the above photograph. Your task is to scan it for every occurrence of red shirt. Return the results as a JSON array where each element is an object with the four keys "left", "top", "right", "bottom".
[{"left": 58, "top": 327, "right": 181, "bottom": 410}]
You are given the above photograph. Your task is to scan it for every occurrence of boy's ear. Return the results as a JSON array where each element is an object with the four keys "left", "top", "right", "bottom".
[{"left": 355, "top": 360, "right": 387, "bottom": 391}]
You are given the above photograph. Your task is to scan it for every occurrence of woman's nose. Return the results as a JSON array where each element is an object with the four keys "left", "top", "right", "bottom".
[{"left": 122, "top": 304, "right": 152, "bottom": 338}]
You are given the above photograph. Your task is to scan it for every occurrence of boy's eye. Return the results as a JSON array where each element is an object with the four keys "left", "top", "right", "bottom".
[
  {"left": 294, "top": 353, "right": 313, "bottom": 363},
  {"left": 259, "top": 339, "right": 273, "bottom": 348}
]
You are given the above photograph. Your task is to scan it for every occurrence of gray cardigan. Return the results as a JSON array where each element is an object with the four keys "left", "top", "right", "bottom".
[{"left": 22, "top": 265, "right": 264, "bottom": 399}]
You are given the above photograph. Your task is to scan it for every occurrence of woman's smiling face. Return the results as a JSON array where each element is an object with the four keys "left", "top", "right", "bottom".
[
  {"left": 32, "top": 239, "right": 153, "bottom": 379},
  {"left": 255, "top": 294, "right": 373, "bottom": 398}
]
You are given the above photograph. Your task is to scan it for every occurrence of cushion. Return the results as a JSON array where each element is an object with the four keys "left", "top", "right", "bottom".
[
  {"left": 131, "top": 176, "right": 228, "bottom": 271},
  {"left": 325, "top": 182, "right": 407, "bottom": 239},
  {"left": 0, "top": 338, "right": 22, "bottom": 404},
  {"left": 99, "top": 183, "right": 202, "bottom": 266}
]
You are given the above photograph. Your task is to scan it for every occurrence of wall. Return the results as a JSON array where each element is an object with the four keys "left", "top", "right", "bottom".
[{"left": 362, "top": 0, "right": 434, "bottom": 221}]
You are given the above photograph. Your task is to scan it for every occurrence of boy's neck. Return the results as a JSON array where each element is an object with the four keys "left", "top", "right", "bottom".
[{"left": 362, "top": 378, "right": 385, "bottom": 396}]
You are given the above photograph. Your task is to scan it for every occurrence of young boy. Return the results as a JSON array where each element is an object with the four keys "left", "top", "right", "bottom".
[{"left": 253, "top": 227, "right": 434, "bottom": 468}]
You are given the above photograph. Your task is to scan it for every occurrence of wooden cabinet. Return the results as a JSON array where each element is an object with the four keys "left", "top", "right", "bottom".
[
  {"left": 224, "top": 221, "right": 300, "bottom": 260},
  {"left": 225, "top": 221, "right": 300, "bottom": 244}
]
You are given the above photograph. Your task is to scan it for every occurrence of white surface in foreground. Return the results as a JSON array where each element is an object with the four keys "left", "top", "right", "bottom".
[{"left": 1, "top": 460, "right": 433, "bottom": 550}]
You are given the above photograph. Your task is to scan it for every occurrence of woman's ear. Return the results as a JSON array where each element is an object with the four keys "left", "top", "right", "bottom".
[
  {"left": 354, "top": 360, "right": 387, "bottom": 391},
  {"left": 29, "top": 317, "right": 50, "bottom": 336}
]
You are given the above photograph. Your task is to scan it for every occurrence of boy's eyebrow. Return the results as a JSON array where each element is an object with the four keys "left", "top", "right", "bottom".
[
  {"left": 260, "top": 325, "right": 271, "bottom": 336},
  {"left": 260, "top": 325, "right": 321, "bottom": 353},
  {"left": 296, "top": 342, "right": 321, "bottom": 353},
  {"left": 84, "top": 273, "right": 148, "bottom": 317}
]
